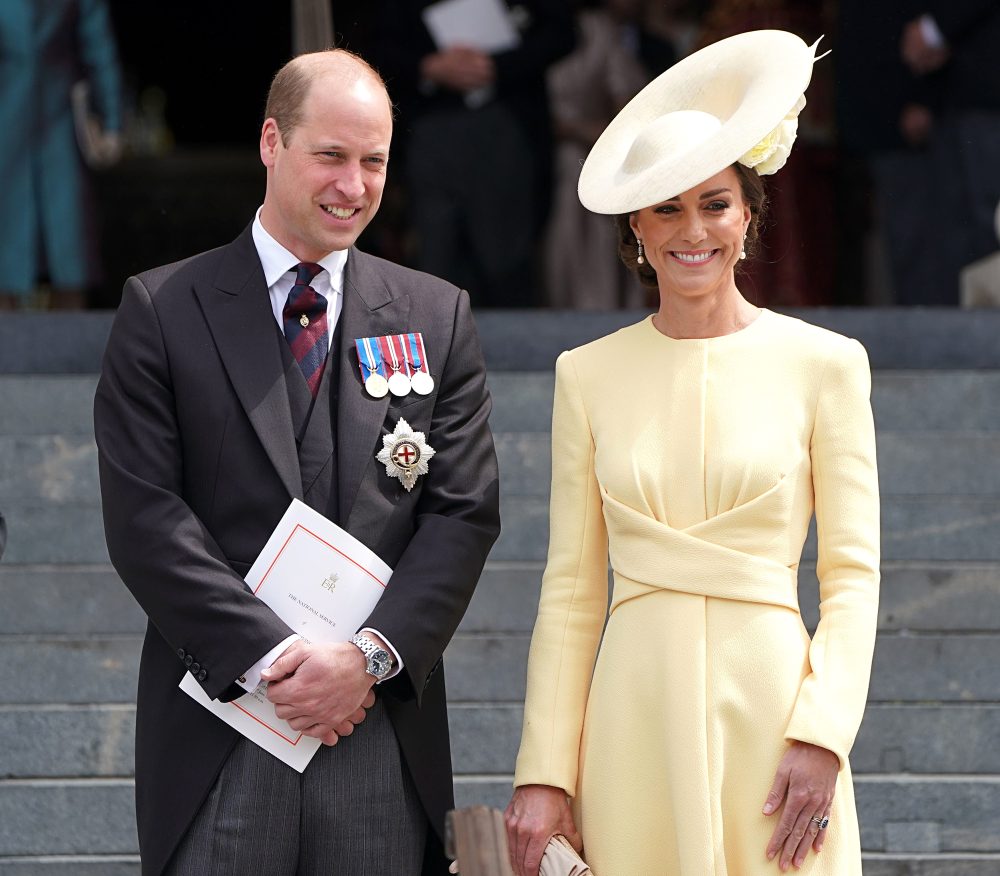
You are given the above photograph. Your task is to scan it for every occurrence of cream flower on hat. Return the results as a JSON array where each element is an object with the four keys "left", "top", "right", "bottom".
[
  {"left": 578, "top": 31, "right": 821, "bottom": 214},
  {"left": 739, "top": 95, "right": 807, "bottom": 175}
]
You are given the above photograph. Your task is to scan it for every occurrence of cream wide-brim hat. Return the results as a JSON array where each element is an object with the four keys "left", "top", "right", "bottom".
[{"left": 578, "top": 30, "right": 819, "bottom": 215}]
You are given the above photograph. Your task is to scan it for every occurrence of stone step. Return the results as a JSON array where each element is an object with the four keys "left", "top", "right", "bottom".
[
  {"left": 0, "top": 857, "right": 140, "bottom": 875},
  {"left": 491, "top": 495, "right": 1000, "bottom": 564},
  {"left": 870, "top": 373, "right": 1000, "bottom": 433},
  {"left": 862, "top": 854, "right": 1000, "bottom": 876},
  {"left": 1, "top": 776, "right": 997, "bottom": 858},
  {"left": 3, "top": 371, "right": 1000, "bottom": 438},
  {"left": 3, "top": 701, "right": 999, "bottom": 782},
  {"left": 442, "top": 632, "right": 1000, "bottom": 705},
  {"left": 450, "top": 703, "right": 1000, "bottom": 777},
  {"left": 4, "top": 493, "right": 1000, "bottom": 565},
  {"left": 4, "top": 430, "right": 1000, "bottom": 506},
  {"left": 3, "top": 561, "right": 997, "bottom": 639},
  {"left": 1, "top": 638, "right": 141, "bottom": 705},
  {"left": 453, "top": 775, "right": 1000, "bottom": 853},
  {"left": 0, "top": 780, "right": 137, "bottom": 857},
  {"left": 2, "top": 629, "right": 998, "bottom": 707},
  {"left": 4, "top": 309, "right": 1000, "bottom": 375},
  {"left": 1, "top": 853, "right": 997, "bottom": 873},
  {"left": 0, "top": 567, "right": 145, "bottom": 636},
  {"left": 0, "top": 437, "right": 98, "bottom": 503},
  {"left": 484, "top": 371, "right": 1000, "bottom": 435},
  {"left": 854, "top": 706, "right": 1000, "bottom": 775},
  {"left": 471, "top": 309, "right": 1000, "bottom": 372},
  {"left": 798, "top": 563, "right": 1000, "bottom": 634},
  {"left": 0, "top": 377, "right": 98, "bottom": 437},
  {"left": 469, "top": 562, "right": 1000, "bottom": 636},
  {"left": 0, "top": 505, "right": 108, "bottom": 565},
  {"left": 856, "top": 776, "right": 1000, "bottom": 854},
  {"left": 493, "top": 431, "right": 1000, "bottom": 499},
  {"left": 0, "top": 706, "right": 135, "bottom": 780}
]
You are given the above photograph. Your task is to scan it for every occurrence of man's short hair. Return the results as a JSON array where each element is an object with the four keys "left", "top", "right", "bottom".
[{"left": 264, "top": 49, "right": 388, "bottom": 145}]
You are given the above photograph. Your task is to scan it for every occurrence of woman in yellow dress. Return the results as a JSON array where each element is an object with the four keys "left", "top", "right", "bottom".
[{"left": 505, "top": 31, "right": 879, "bottom": 876}]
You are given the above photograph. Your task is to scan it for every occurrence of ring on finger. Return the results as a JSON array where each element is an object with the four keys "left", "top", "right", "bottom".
[{"left": 810, "top": 816, "right": 830, "bottom": 830}]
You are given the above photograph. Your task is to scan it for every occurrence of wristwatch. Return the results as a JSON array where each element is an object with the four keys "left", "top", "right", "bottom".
[{"left": 350, "top": 633, "right": 393, "bottom": 681}]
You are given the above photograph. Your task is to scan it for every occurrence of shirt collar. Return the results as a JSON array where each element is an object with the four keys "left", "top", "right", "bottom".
[{"left": 251, "top": 206, "right": 348, "bottom": 293}]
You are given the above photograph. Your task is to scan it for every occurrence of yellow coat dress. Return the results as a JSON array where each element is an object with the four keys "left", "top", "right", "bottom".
[{"left": 513, "top": 311, "right": 880, "bottom": 875}]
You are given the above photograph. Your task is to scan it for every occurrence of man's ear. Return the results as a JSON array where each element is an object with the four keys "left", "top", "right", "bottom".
[{"left": 260, "top": 118, "right": 281, "bottom": 168}]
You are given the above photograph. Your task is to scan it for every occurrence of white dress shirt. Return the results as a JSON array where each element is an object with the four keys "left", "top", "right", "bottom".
[{"left": 234, "top": 209, "right": 402, "bottom": 692}]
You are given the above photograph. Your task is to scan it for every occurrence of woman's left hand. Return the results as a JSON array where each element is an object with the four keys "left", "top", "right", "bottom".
[{"left": 762, "top": 741, "right": 839, "bottom": 871}]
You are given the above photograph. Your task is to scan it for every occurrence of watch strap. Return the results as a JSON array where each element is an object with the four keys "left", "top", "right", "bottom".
[{"left": 350, "top": 633, "right": 392, "bottom": 679}]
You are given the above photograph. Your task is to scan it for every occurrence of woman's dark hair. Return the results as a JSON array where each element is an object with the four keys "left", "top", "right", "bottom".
[{"left": 614, "top": 163, "right": 768, "bottom": 288}]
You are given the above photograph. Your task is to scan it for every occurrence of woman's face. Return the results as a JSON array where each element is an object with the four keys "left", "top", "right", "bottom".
[{"left": 629, "top": 166, "right": 752, "bottom": 301}]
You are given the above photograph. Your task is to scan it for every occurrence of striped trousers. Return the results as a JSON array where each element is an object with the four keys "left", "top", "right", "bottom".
[{"left": 163, "top": 699, "right": 426, "bottom": 875}]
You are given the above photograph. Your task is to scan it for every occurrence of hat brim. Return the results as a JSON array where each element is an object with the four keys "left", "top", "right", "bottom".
[{"left": 578, "top": 30, "right": 817, "bottom": 214}]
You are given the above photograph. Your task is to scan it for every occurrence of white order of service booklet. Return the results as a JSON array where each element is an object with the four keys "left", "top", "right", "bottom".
[
  {"left": 179, "top": 499, "right": 392, "bottom": 772},
  {"left": 422, "top": 0, "right": 521, "bottom": 107}
]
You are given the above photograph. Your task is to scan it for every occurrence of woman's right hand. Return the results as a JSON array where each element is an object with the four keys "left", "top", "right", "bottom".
[{"left": 504, "top": 784, "right": 582, "bottom": 876}]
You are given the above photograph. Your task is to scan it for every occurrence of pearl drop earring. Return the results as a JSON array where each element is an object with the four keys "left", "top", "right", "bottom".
[{"left": 637, "top": 239, "right": 645, "bottom": 265}]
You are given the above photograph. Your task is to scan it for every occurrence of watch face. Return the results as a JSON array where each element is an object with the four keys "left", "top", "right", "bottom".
[{"left": 370, "top": 649, "right": 392, "bottom": 678}]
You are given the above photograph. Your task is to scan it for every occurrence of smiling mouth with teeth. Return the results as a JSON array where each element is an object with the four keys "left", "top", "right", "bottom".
[
  {"left": 322, "top": 205, "right": 359, "bottom": 219},
  {"left": 671, "top": 250, "right": 717, "bottom": 264}
]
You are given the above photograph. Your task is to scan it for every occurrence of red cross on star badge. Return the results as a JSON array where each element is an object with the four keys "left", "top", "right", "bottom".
[{"left": 376, "top": 418, "right": 435, "bottom": 492}]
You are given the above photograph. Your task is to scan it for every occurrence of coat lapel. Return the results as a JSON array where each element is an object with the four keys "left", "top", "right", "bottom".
[
  {"left": 194, "top": 226, "right": 303, "bottom": 501},
  {"left": 337, "top": 248, "right": 411, "bottom": 526}
]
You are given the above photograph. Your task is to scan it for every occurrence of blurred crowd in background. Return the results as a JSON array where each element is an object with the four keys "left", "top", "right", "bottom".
[{"left": 2, "top": 0, "right": 998, "bottom": 311}]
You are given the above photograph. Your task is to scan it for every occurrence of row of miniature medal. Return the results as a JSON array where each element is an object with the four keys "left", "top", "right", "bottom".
[{"left": 354, "top": 333, "right": 435, "bottom": 399}]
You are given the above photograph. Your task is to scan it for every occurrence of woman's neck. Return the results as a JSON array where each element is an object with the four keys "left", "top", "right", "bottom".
[{"left": 652, "top": 285, "right": 760, "bottom": 340}]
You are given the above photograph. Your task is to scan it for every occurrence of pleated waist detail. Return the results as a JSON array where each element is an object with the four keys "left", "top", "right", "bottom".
[{"left": 602, "top": 490, "right": 800, "bottom": 614}]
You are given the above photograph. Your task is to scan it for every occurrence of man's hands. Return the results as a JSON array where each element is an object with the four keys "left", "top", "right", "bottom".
[
  {"left": 504, "top": 784, "right": 582, "bottom": 876},
  {"left": 763, "top": 741, "right": 840, "bottom": 871},
  {"left": 262, "top": 640, "right": 376, "bottom": 746},
  {"left": 420, "top": 46, "right": 496, "bottom": 93},
  {"left": 899, "top": 103, "right": 934, "bottom": 146}
]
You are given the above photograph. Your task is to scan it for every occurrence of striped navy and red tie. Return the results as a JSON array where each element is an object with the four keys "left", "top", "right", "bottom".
[{"left": 282, "top": 262, "right": 329, "bottom": 397}]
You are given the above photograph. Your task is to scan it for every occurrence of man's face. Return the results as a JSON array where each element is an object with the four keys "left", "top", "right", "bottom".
[{"left": 259, "top": 72, "right": 392, "bottom": 261}]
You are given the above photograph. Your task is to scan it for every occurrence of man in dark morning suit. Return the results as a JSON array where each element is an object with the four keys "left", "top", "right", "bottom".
[
  {"left": 898, "top": 0, "right": 1000, "bottom": 303},
  {"left": 374, "top": 0, "right": 574, "bottom": 308},
  {"left": 94, "top": 50, "right": 500, "bottom": 875}
]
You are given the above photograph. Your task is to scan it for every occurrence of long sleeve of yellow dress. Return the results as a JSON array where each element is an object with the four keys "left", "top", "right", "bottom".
[
  {"left": 784, "top": 339, "right": 880, "bottom": 768},
  {"left": 514, "top": 351, "right": 609, "bottom": 794}
]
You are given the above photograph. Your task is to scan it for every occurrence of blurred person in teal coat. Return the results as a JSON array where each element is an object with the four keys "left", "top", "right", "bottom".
[{"left": 0, "top": 0, "right": 122, "bottom": 310}]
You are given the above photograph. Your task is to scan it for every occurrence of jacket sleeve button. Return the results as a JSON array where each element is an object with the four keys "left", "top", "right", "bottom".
[
  {"left": 184, "top": 655, "right": 194, "bottom": 667},
  {"left": 197, "top": 670, "right": 208, "bottom": 682},
  {"left": 177, "top": 649, "right": 186, "bottom": 659}
]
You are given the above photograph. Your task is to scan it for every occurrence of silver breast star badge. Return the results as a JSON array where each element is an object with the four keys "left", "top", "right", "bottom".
[{"left": 376, "top": 418, "right": 435, "bottom": 492}]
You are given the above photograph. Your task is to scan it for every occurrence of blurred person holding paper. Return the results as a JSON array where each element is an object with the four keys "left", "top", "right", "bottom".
[
  {"left": 375, "top": 0, "right": 574, "bottom": 308},
  {"left": 94, "top": 49, "right": 500, "bottom": 876},
  {"left": 898, "top": 1, "right": 1000, "bottom": 304}
]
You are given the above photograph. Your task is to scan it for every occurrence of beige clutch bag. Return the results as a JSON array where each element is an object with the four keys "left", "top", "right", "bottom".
[{"left": 540, "top": 835, "right": 593, "bottom": 876}]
